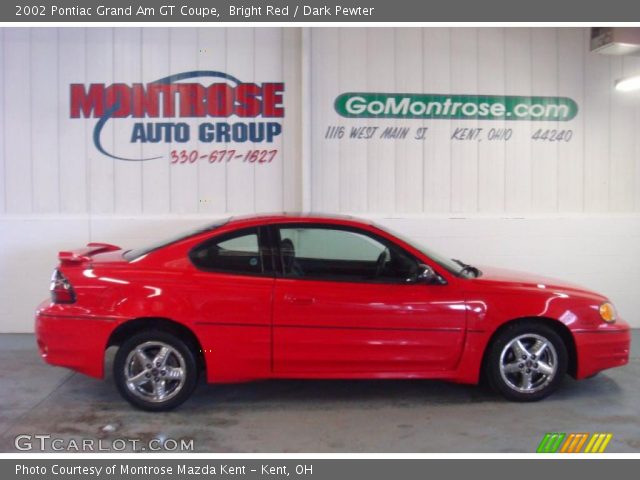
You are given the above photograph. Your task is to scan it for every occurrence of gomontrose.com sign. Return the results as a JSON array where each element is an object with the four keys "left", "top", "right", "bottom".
[{"left": 335, "top": 92, "right": 578, "bottom": 121}]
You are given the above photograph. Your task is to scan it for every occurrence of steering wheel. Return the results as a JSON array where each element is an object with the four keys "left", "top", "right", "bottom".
[{"left": 375, "top": 249, "right": 388, "bottom": 278}]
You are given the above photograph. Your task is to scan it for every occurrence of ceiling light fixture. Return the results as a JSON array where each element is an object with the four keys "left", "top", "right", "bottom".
[{"left": 615, "top": 75, "right": 640, "bottom": 92}]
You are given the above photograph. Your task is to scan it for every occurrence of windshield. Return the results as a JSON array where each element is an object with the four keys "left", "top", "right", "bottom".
[
  {"left": 375, "top": 222, "right": 478, "bottom": 278},
  {"left": 123, "top": 218, "right": 230, "bottom": 261}
]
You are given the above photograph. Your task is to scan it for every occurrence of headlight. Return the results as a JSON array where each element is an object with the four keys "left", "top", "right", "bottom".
[{"left": 599, "top": 302, "right": 617, "bottom": 323}]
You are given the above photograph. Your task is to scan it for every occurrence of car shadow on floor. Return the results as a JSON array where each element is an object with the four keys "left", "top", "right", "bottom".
[
  {"left": 99, "top": 347, "right": 626, "bottom": 411},
  {"left": 188, "top": 374, "right": 622, "bottom": 409}
]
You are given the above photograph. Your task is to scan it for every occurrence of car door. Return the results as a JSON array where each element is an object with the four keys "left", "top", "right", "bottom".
[
  {"left": 271, "top": 224, "right": 466, "bottom": 376},
  {"left": 186, "top": 226, "right": 275, "bottom": 382}
]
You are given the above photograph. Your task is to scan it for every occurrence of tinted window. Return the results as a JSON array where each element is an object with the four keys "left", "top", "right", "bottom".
[
  {"left": 372, "top": 222, "right": 474, "bottom": 277},
  {"left": 190, "top": 228, "right": 265, "bottom": 275},
  {"left": 278, "top": 226, "right": 419, "bottom": 283}
]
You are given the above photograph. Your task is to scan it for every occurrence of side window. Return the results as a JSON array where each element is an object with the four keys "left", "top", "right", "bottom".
[
  {"left": 277, "top": 226, "right": 419, "bottom": 283},
  {"left": 190, "top": 228, "right": 266, "bottom": 275}
]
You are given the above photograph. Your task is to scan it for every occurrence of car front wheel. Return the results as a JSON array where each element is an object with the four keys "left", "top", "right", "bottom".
[
  {"left": 113, "top": 330, "right": 198, "bottom": 411},
  {"left": 485, "top": 322, "right": 568, "bottom": 402}
]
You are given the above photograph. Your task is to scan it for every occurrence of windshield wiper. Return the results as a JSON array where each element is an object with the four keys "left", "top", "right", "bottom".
[{"left": 452, "top": 259, "right": 481, "bottom": 278}]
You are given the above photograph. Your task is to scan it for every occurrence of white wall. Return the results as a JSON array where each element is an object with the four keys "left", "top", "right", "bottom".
[
  {"left": 1, "top": 27, "right": 640, "bottom": 332},
  {"left": 310, "top": 28, "right": 640, "bottom": 214},
  {"left": 0, "top": 28, "right": 303, "bottom": 216}
]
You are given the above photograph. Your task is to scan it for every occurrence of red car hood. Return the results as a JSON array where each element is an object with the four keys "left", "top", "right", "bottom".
[{"left": 470, "top": 265, "right": 606, "bottom": 300}]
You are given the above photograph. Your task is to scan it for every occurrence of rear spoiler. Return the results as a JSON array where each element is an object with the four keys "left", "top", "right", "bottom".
[{"left": 58, "top": 242, "right": 121, "bottom": 265}]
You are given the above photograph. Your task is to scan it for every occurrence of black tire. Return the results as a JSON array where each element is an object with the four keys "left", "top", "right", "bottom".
[
  {"left": 113, "top": 330, "right": 198, "bottom": 411},
  {"left": 484, "top": 321, "right": 568, "bottom": 402}
]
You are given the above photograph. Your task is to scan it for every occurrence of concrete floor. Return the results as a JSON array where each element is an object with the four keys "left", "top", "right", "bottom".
[{"left": 1, "top": 332, "right": 638, "bottom": 453}]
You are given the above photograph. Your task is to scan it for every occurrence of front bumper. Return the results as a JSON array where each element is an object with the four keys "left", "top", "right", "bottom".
[
  {"left": 574, "top": 326, "right": 631, "bottom": 379},
  {"left": 35, "top": 301, "right": 116, "bottom": 378}
]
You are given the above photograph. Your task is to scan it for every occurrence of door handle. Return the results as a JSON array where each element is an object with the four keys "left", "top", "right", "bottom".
[{"left": 283, "top": 295, "right": 316, "bottom": 305}]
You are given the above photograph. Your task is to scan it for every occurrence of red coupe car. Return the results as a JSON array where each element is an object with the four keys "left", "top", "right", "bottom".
[{"left": 36, "top": 214, "right": 630, "bottom": 410}]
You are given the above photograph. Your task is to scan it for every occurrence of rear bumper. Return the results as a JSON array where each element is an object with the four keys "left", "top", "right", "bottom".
[
  {"left": 35, "top": 301, "right": 116, "bottom": 378},
  {"left": 574, "top": 326, "right": 631, "bottom": 379}
]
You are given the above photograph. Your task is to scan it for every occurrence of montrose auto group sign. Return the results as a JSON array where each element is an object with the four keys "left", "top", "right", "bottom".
[
  {"left": 69, "top": 72, "right": 580, "bottom": 164},
  {"left": 335, "top": 92, "right": 578, "bottom": 121},
  {"left": 325, "top": 92, "right": 579, "bottom": 143},
  {"left": 70, "top": 70, "right": 284, "bottom": 163}
]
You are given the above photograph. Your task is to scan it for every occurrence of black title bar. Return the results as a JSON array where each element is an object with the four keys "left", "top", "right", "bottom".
[
  {"left": 3, "top": 0, "right": 640, "bottom": 22},
  {"left": 5, "top": 459, "right": 640, "bottom": 480}
]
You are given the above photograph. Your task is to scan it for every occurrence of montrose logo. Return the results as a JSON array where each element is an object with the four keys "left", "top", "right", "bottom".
[
  {"left": 335, "top": 92, "right": 578, "bottom": 122},
  {"left": 70, "top": 71, "right": 284, "bottom": 161}
]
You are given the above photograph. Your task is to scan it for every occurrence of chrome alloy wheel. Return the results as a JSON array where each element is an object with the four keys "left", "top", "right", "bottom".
[
  {"left": 499, "top": 333, "right": 558, "bottom": 394},
  {"left": 124, "top": 341, "right": 186, "bottom": 403}
]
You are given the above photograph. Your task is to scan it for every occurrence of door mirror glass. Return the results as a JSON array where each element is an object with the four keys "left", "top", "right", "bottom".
[{"left": 409, "top": 264, "right": 443, "bottom": 285}]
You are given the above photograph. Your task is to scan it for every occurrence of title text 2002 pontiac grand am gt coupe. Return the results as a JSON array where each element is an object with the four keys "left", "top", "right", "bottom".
[{"left": 36, "top": 214, "right": 630, "bottom": 410}]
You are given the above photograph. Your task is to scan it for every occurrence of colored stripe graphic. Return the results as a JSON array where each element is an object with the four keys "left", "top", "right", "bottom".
[
  {"left": 537, "top": 433, "right": 566, "bottom": 453},
  {"left": 584, "top": 433, "right": 613, "bottom": 453},
  {"left": 538, "top": 432, "right": 613, "bottom": 453},
  {"left": 573, "top": 433, "right": 590, "bottom": 453},
  {"left": 560, "top": 434, "right": 575, "bottom": 453},
  {"left": 560, "top": 433, "right": 589, "bottom": 453}
]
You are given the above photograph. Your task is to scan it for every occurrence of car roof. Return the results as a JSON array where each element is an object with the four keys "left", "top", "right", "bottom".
[
  {"left": 226, "top": 212, "right": 373, "bottom": 226},
  {"left": 123, "top": 213, "right": 378, "bottom": 262}
]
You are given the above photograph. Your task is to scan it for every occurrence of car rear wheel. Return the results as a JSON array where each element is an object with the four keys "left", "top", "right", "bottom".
[
  {"left": 113, "top": 330, "right": 198, "bottom": 411},
  {"left": 485, "top": 321, "right": 568, "bottom": 402}
]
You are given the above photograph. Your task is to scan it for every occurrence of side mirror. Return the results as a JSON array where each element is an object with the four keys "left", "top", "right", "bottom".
[{"left": 408, "top": 264, "right": 444, "bottom": 285}]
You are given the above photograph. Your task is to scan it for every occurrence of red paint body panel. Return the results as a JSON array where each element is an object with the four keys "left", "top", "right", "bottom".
[
  {"left": 34, "top": 214, "right": 631, "bottom": 388},
  {"left": 273, "top": 278, "right": 466, "bottom": 374},
  {"left": 573, "top": 328, "right": 631, "bottom": 379},
  {"left": 35, "top": 304, "right": 116, "bottom": 379}
]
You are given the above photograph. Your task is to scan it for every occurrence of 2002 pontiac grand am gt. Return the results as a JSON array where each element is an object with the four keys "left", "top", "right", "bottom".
[{"left": 35, "top": 214, "right": 630, "bottom": 410}]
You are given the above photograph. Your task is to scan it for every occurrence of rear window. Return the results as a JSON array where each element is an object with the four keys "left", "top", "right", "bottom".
[
  {"left": 123, "top": 218, "right": 230, "bottom": 261},
  {"left": 189, "top": 228, "right": 265, "bottom": 275}
]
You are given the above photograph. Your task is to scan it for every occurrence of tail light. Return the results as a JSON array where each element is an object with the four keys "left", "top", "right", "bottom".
[{"left": 50, "top": 269, "right": 76, "bottom": 304}]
